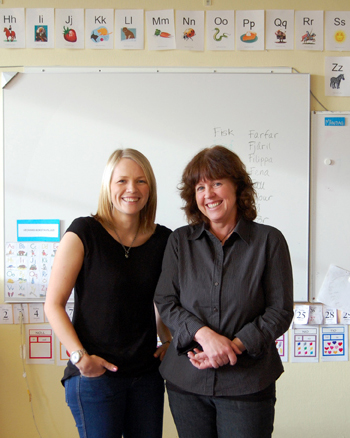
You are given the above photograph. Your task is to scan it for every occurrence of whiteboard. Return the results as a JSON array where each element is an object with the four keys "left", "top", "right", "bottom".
[
  {"left": 310, "top": 112, "right": 350, "bottom": 301},
  {"left": 3, "top": 69, "right": 310, "bottom": 302}
]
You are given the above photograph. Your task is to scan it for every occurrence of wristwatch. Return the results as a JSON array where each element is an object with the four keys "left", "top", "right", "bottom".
[{"left": 70, "top": 348, "right": 87, "bottom": 365}]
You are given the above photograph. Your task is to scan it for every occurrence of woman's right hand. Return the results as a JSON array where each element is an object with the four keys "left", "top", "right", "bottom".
[
  {"left": 76, "top": 354, "right": 118, "bottom": 377},
  {"left": 192, "top": 326, "right": 241, "bottom": 369}
]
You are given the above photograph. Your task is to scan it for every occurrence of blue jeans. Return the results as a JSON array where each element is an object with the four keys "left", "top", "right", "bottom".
[
  {"left": 65, "top": 370, "right": 164, "bottom": 438},
  {"left": 167, "top": 389, "right": 275, "bottom": 438}
]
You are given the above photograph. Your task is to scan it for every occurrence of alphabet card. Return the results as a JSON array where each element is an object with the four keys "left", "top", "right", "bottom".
[
  {"left": 55, "top": 9, "right": 84, "bottom": 49},
  {"left": 175, "top": 10, "right": 204, "bottom": 51},
  {"left": 325, "top": 11, "right": 350, "bottom": 51},
  {"left": 321, "top": 325, "right": 348, "bottom": 362},
  {"left": 0, "top": 8, "right": 25, "bottom": 48},
  {"left": 85, "top": 9, "right": 114, "bottom": 49},
  {"left": 146, "top": 9, "right": 176, "bottom": 50},
  {"left": 291, "top": 325, "right": 319, "bottom": 363},
  {"left": 206, "top": 10, "right": 235, "bottom": 51},
  {"left": 266, "top": 10, "right": 294, "bottom": 50},
  {"left": 236, "top": 10, "right": 265, "bottom": 51},
  {"left": 26, "top": 8, "right": 54, "bottom": 49},
  {"left": 295, "top": 10, "right": 324, "bottom": 51},
  {"left": 115, "top": 9, "right": 144, "bottom": 50}
]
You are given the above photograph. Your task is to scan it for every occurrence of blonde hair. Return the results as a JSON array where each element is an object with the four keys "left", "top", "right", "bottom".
[{"left": 93, "top": 149, "right": 157, "bottom": 233}]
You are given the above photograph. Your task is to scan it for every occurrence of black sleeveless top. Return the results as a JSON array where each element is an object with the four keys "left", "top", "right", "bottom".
[{"left": 62, "top": 217, "right": 171, "bottom": 382}]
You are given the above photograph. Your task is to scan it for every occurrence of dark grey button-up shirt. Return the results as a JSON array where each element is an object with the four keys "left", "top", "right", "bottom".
[{"left": 155, "top": 218, "right": 293, "bottom": 396}]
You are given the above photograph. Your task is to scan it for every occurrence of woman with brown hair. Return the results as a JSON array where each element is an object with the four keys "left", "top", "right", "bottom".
[{"left": 155, "top": 145, "right": 293, "bottom": 438}]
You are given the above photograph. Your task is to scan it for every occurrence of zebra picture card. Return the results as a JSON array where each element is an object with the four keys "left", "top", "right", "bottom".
[{"left": 325, "top": 57, "right": 350, "bottom": 96}]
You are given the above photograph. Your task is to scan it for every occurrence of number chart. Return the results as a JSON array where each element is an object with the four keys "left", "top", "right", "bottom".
[
  {"left": 291, "top": 326, "right": 319, "bottom": 363},
  {"left": 321, "top": 325, "right": 348, "bottom": 362}
]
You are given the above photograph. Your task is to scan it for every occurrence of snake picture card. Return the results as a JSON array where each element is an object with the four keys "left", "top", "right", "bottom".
[
  {"left": 321, "top": 325, "right": 348, "bottom": 362},
  {"left": 291, "top": 325, "right": 319, "bottom": 363},
  {"left": 206, "top": 10, "right": 235, "bottom": 51}
]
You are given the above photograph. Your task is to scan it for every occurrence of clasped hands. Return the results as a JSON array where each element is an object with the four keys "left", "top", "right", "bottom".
[{"left": 188, "top": 326, "right": 245, "bottom": 370}]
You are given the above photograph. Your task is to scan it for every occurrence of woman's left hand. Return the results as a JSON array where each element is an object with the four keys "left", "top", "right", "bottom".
[{"left": 154, "top": 341, "right": 170, "bottom": 361}]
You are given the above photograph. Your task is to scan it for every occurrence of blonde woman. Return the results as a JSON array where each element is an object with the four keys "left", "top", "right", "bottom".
[{"left": 45, "top": 149, "right": 172, "bottom": 438}]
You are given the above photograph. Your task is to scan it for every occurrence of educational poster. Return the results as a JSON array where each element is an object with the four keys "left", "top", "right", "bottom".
[
  {"left": 175, "top": 10, "right": 204, "bottom": 51},
  {"left": 321, "top": 325, "right": 348, "bottom": 362},
  {"left": 291, "top": 326, "right": 319, "bottom": 363},
  {"left": 317, "top": 264, "right": 350, "bottom": 310},
  {"left": 85, "top": 9, "right": 114, "bottom": 49},
  {"left": 13, "top": 303, "right": 29, "bottom": 324},
  {"left": 56, "top": 338, "right": 70, "bottom": 366},
  {"left": 146, "top": 9, "right": 176, "bottom": 50},
  {"left": 340, "top": 310, "right": 350, "bottom": 325},
  {"left": 265, "top": 10, "right": 294, "bottom": 50},
  {"left": 26, "top": 8, "right": 55, "bottom": 49},
  {"left": 325, "top": 11, "right": 350, "bottom": 52},
  {"left": 5, "top": 241, "right": 58, "bottom": 301},
  {"left": 236, "top": 10, "right": 265, "bottom": 51},
  {"left": 293, "top": 305, "right": 310, "bottom": 325},
  {"left": 206, "top": 10, "right": 235, "bottom": 51},
  {"left": 29, "top": 303, "right": 44, "bottom": 323},
  {"left": 25, "top": 324, "right": 55, "bottom": 365},
  {"left": 276, "top": 332, "right": 288, "bottom": 362},
  {"left": 322, "top": 305, "right": 338, "bottom": 324},
  {"left": 115, "top": 9, "right": 144, "bottom": 49},
  {"left": 65, "top": 303, "right": 75, "bottom": 321},
  {"left": 0, "top": 304, "right": 13, "bottom": 324},
  {"left": 295, "top": 10, "right": 324, "bottom": 51},
  {"left": 55, "top": 9, "right": 85, "bottom": 49},
  {"left": 0, "top": 8, "right": 25, "bottom": 48},
  {"left": 309, "top": 305, "right": 324, "bottom": 325}
]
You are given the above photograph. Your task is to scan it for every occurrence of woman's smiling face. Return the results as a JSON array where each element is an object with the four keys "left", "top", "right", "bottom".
[
  {"left": 110, "top": 158, "right": 149, "bottom": 219},
  {"left": 195, "top": 178, "right": 238, "bottom": 226}
]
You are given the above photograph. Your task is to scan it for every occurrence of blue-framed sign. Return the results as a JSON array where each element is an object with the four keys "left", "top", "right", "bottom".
[{"left": 17, "top": 219, "right": 60, "bottom": 242}]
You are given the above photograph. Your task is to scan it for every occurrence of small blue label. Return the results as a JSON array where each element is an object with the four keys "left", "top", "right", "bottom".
[{"left": 325, "top": 117, "right": 346, "bottom": 126}]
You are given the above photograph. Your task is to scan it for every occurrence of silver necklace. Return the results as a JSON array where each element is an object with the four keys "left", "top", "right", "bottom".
[
  {"left": 114, "top": 226, "right": 140, "bottom": 258},
  {"left": 210, "top": 225, "right": 235, "bottom": 243}
]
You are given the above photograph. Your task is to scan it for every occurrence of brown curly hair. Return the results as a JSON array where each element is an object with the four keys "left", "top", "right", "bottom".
[{"left": 179, "top": 146, "right": 257, "bottom": 225}]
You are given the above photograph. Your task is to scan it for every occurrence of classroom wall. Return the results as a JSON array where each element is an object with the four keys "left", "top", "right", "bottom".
[{"left": 0, "top": 0, "right": 349, "bottom": 437}]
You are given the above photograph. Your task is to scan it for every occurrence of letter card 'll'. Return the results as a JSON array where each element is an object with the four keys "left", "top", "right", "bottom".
[
  {"left": 115, "top": 9, "right": 144, "bottom": 50},
  {"left": 85, "top": 9, "right": 114, "bottom": 49},
  {"left": 266, "top": 10, "right": 294, "bottom": 50},
  {"left": 206, "top": 10, "right": 235, "bottom": 51},
  {"left": 0, "top": 8, "right": 25, "bottom": 48}
]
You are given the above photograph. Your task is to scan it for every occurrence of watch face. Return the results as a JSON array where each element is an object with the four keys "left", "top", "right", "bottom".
[{"left": 70, "top": 352, "right": 80, "bottom": 364}]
